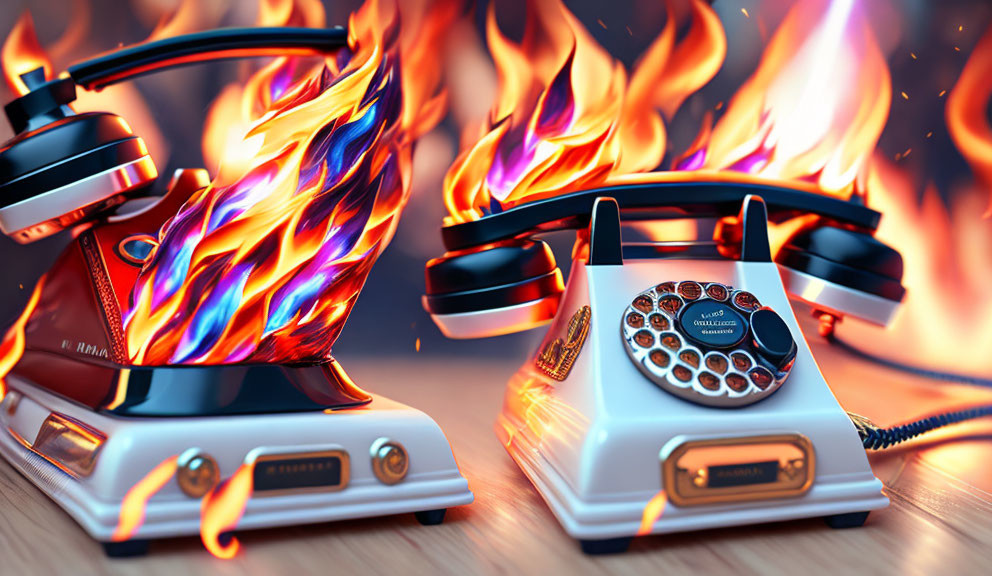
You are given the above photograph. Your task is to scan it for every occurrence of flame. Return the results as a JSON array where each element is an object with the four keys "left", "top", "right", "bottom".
[
  {"left": 200, "top": 463, "right": 254, "bottom": 559},
  {"left": 202, "top": 0, "right": 327, "bottom": 175},
  {"left": 442, "top": 0, "right": 725, "bottom": 223},
  {"left": 947, "top": 24, "right": 992, "bottom": 213},
  {"left": 503, "top": 374, "right": 588, "bottom": 448},
  {"left": 677, "top": 0, "right": 889, "bottom": 196},
  {"left": 124, "top": 0, "right": 456, "bottom": 365},
  {"left": 637, "top": 490, "right": 667, "bottom": 536},
  {"left": 144, "top": 0, "right": 207, "bottom": 43},
  {"left": 0, "top": 278, "right": 46, "bottom": 401},
  {"left": 113, "top": 455, "right": 179, "bottom": 542},
  {"left": 1, "top": 12, "right": 53, "bottom": 96}
]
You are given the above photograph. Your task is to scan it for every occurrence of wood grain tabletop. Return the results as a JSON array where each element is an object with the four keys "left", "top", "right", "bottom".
[{"left": 1, "top": 310, "right": 991, "bottom": 575}]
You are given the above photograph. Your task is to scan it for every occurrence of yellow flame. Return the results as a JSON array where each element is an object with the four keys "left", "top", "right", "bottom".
[
  {"left": 637, "top": 490, "right": 667, "bottom": 536},
  {"left": 112, "top": 455, "right": 179, "bottom": 542},
  {"left": 0, "top": 278, "right": 45, "bottom": 401},
  {"left": 200, "top": 463, "right": 254, "bottom": 559}
]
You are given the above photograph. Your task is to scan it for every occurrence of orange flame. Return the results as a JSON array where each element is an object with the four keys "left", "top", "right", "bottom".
[
  {"left": 202, "top": 0, "right": 327, "bottom": 175},
  {"left": 112, "top": 455, "right": 179, "bottom": 542},
  {"left": 200, "top": 463, "right": 254, "bottom": 559},
  {"left": 124, "top": 0, "right": 457, "bottom": 365},
  {"left": 947, "top": 24, "right": 992, "bottom": 213},
  {"left": 1, "top": 11, "right": 54, "bottom": 96},
  {"left": 637, "top": 490, "right": 667, "bottom": 536},
  {"left": 0, "top": 278, "right": 46, "bottom": 401},
  {"left": 678, "top": 0, "right": 889, "bottom": 196},
  {"left": 442, "top": 0, "right": 725, "bottom": 223}
]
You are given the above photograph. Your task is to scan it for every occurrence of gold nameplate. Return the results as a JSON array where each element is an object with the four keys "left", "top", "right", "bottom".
[
  {"left": 663, "top": 434, "right": 814, "bottom": 507},
  {"left": 252, "top": 450, "right": 349, "bottom": 497},
  {"left": 535, "top": 306, "right": 591, "bottom": 381}
]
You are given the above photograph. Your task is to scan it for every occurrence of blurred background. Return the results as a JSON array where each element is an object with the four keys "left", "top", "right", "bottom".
[{"left": 1, "top": 0, "right": 991, "bottom": 368}]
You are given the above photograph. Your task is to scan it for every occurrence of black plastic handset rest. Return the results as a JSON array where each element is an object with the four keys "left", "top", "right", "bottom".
[
  {"left": 440, "top": 181, "right": 880, "bottom": 252},
  {"left": 68, "top": 27, "right": 348, "bottom": 91}
]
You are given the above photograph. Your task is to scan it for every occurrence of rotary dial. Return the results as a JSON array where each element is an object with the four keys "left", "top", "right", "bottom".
[{"left": 621, "top": 281, "right": 796, "bottom": 407}]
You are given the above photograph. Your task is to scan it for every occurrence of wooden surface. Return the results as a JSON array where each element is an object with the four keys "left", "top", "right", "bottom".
[{"left": 2, "top": 312, "right": 992, "bottom": 574}]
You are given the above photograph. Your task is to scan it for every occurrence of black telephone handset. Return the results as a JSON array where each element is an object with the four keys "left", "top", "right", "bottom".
[
  {"left": 423, "top": 179, "right": 905, "bottom": 339},
  {"left": 0, "top": 27, "right": 347, "bottom": 244}
]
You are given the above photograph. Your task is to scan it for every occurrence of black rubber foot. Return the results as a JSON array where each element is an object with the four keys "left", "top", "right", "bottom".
[
  {"left": 415, "top": 508, "right": 447, "bottom": 526},
  {"left": 579, "top": 536, "right": 633, "bottom": 555},
  {"left": 101, "top": 539, "right": 150, "bottom": 558},
  {"left": 824, "top": 511, "right": 870, "bottom": 529}
]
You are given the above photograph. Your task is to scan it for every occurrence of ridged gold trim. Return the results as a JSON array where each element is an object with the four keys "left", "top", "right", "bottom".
[{"left": 535, "top": 306, "right": 591, "bottom": 381}]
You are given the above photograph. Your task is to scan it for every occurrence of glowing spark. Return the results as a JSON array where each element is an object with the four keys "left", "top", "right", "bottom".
[
  {"left": 0, "top": 277, "right": 45, "bottom": 401},
  {"left": 959, "top": 25, "right": 964, "bottom": 32},
  {"left": 200, "top": 463, "right": 254, "bottom": 559},
  {"left": 597, "top": 18, "right": 606, "bottom": 29},
  {"left": 926, "top": 131, "right": 933, "bottom": 138},
  {"left": 113, "top": 456, "right": 179, "bottom": 542},
  {"left": 939, "top": 89, "right": 947, "bottom": 97},
  {"left": 741, "top": 8, "right": 749, "bottom": 18},
  {"left": 415, "top": 338, "right": 421, "bottom": 352},
  {"left": 910, "top": 52, "right": 917, "bottom": 59},
  {"left": 637, "top": 490, "right": 668, "bottom": 536},
  {"left": 955, "top": 46, "right": 961, "bottom": 52},
  {"left": 901, "top": 91, "right": 909, "bottom": 100}
]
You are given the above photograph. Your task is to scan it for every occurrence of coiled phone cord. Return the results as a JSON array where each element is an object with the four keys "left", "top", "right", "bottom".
[
  {"left": 848, "top": 407, "right": 992, "bottom": 450},
  {"left": 818, "top": 317, "right": 992, "bottom": 449}
]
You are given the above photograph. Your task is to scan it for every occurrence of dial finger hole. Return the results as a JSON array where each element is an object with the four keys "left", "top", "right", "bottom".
[
  {"left": 731, "top": 352, "right": 752, "bottom": 371},
  {"left": 649, "top": 350, "right": 670, "bottom": 369},
  {"left": 672, "top": 365, "right": 693, "bottom": 382},
  {"left": 705, "top": 283, "right": 729, "bottom": 301},
  {"left": 649, "top": 313, "right": 670, "bottom": 331},
  {"left": 732, "top": 290, "right": 760, "bottom": 311},
  {"left": 655, "top": 281, "right": 676, "bottom": 294},
  {"left": 626, "top": 312, "right": 645, "bottom": 328},
  {"left": 748, "top": 367, "right": 775, "bottom": 390},
  {"left": 658, "top": 295, "right": 683, "bottom": 314},
  {"left": 661, "top": 332, "right": 682, "bottom": 351},
  {"left": 634, "top": 330, "right": 655, "bottom": 348},
  {"left": 726, "top": 373, "right": 749, "bottom": 392},
  {"left": 678, "top": 349, "right": 700, "bottom": 368},
  {"left": 677, "top": 281, "right": 703, "bottom": 300},
  {"left": 705, "top": 353, "right": 728, "bottom": 374},
  {"left": 632, "top": 295, "right": 654, "bottom": 313},
  {"left": 698, "top": 371, "right": 721, "bottom": 391}
]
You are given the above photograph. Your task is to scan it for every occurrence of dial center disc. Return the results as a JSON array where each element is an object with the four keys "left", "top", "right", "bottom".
[{"left": 678, "top": 300, "right": 747, "bottom": 349}]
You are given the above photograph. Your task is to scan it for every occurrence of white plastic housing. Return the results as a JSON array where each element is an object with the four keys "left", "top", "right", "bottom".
[
  {"left": 495, "top": 256, "right": 888, "bottom": 542},
  {"left": 0, "top": 379, "right": 472, "bottom": 543}
]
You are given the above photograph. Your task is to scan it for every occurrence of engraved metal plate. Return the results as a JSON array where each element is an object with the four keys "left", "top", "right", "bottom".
[
  {"left": 663, "top": 434, "right": 814, "bottom": 506},
  {"left": 252, "top": 450, "right": 349, "bottom": 496},
  {"left": 536, "top": 306, "right": 591, "bottom": 381}
]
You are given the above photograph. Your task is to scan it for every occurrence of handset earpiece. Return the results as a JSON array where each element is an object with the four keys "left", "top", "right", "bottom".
[
  {"left": 0, "top": 27, "right": 347, "bottom": 244},
  {"left": 775, "top": 223, "right": 905, "bottom": 326},
  {"left": 423, "top": 239, "right": 564, "bottom": 339},
  {"left": 0, "top": 69, "right": 158, "bottom": 243}
]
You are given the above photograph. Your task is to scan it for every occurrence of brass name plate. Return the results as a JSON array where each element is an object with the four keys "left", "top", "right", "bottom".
[
  {"left": 253, "top": 450, "right": 349, "bottom": 497},
  {"left": 663, "top": 434, "right": 814, "bottom": 507}
]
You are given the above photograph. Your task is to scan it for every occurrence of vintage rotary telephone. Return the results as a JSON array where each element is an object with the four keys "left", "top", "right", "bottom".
[
  {"left": 423, "top": 179, "right": 918, "bottom": 553},
  {"left": 424, "top": 180, "right": 906, "bottom": 340},
  {"left": 0, "top": 27, "right": 347, "bottom": 244},
  {"left": 0, "top": 27, "right": 475, "bottom": 557}
]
